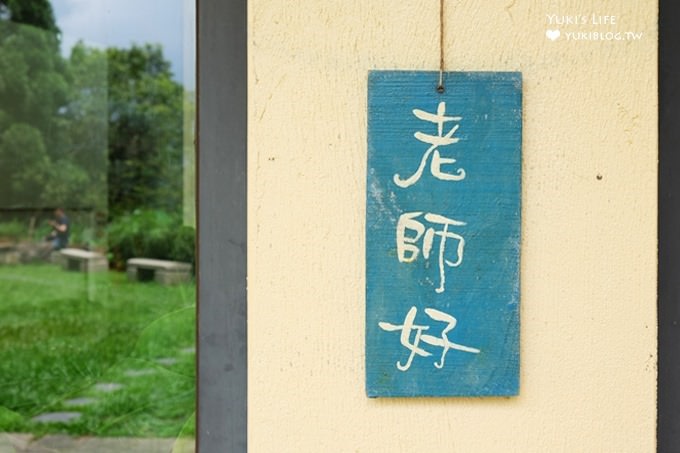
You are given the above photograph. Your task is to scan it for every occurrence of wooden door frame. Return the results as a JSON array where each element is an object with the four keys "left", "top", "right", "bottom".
[{"left": 196, "top": 0, "right": 247, "bottom": 451}]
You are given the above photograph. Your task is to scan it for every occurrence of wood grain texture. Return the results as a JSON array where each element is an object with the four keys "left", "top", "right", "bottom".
[{"left": 366, "top": 71, "right": 521, "bottom": 397}]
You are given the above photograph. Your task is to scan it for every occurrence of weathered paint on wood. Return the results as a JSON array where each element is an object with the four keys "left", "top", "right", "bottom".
[{"left": 366, "top": 71, "right": 522, "bottom": 397}]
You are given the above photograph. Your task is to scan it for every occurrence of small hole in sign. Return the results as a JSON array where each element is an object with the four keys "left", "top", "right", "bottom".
[{"left": 436, "top": 85, "right": 445, "bottom": 94}]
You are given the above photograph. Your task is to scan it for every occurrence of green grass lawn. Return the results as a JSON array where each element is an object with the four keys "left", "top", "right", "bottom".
[{"left": 0, "top": 263, "right": 195, "bottom": 438}]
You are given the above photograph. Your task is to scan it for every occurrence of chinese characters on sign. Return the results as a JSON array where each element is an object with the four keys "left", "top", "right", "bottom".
[
  {"left": 378, "top": 306, "right": 480, "bottom": 372},
  {"left": 366, "top": 71, "right": 522, "bottom": 397},
  {"left": 396, "top": 211, "right": 465, "bottom": 294},
  {"left": 393, "top": 102, "right": 465, "bottom": 188}
]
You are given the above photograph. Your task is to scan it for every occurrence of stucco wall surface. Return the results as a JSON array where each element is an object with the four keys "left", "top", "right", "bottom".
[{"left": 248, "top": 1, "right": 657, "bottom": 451}]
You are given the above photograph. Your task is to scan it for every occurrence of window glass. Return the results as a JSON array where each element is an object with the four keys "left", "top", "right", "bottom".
[{"left": 0, "top": 1, "right": 196, "bottom": 451}]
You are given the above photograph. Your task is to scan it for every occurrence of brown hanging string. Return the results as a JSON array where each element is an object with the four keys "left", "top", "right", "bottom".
[{"left": 437, "top": 0, "right": 445, "bottom": 93}]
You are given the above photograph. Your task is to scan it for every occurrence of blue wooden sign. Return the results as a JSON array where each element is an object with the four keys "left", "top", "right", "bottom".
[{"left": 366, "top": 71, "right": 521, "bottom": 397}]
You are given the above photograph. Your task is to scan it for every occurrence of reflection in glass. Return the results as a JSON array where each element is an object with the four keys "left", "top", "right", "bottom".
[{"left": 0, "top": 1, "right": 195, "bottom": 451}]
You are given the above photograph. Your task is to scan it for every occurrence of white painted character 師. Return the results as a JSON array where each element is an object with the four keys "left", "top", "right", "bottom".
[{"left": 396, "top": 211, "right": 465, "bottom": 293}]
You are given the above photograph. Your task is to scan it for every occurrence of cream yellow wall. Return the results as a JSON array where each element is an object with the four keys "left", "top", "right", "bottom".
[{"left": 248, "top": 1, "right": 657, "bottom": 451}]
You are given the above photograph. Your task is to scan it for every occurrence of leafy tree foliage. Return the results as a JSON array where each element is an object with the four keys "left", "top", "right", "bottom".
[
  {"left": 0, "top": 123, "right": 50, "bottom": 206},
  {"left": 107, "top": 44, "right": 184, "bottom": 217},
  {"left": 0, "top": 3, "right": 72, "bottom": 208},
  {"left": 0, "top": 4, "right": 184, "bottom": 219},
  {"left": 63, "top": 43, "right": 108, "bottom": 209},
  {"left": 0, "top": 0, "right": 59, "bottom": 34}
]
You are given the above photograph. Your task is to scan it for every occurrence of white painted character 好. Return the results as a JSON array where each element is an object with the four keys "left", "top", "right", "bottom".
[
  {"left": 378, "top": 306, "right": 479, "bottom": 371},
  {"left": 393, "top": 101, "right": 465, "bottom": 188}
]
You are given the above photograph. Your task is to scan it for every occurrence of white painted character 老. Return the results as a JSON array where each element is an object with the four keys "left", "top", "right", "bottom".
[{"left": 393, "top": 101, "right": 465, "bottom": 188}]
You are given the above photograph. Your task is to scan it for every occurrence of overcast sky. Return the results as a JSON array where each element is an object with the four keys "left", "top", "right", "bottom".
[{"left": 51, "top": 0, "right": 195, "bottom": 88}]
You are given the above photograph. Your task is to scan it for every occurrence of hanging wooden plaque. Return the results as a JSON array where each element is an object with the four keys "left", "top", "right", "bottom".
[{"left": 366, "top": 71, "right": 522, "bottom": 397}]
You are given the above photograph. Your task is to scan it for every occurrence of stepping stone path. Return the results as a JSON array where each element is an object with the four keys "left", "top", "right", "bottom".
[
  {"left": 1, "top": 434, "right": 194, "bottom": 452},
  {"left": 156, "top": 357, "right": 179, "bottom": 366},
  {"left": 32, "top": 412, "right": 82, "bottom": 424},
  {"left": 94, "top": 382, "right": 124, "bottom": 393},
  {"left": 125, "top": 368, "right": 157, "bottom": 377},
  {"left": 64, "top": 397, "right": 98, "bottom": 407},
  {"left": 30, "top": 353, "right": 197, "bottom": 436}
]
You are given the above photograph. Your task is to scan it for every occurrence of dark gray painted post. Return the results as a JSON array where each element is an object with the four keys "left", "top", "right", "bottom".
[
  {"left": 197, "top": 0, "right": 247, "bottom": 451},
  {"left": 659, "top": 1, "right": 680, "bottom": 451}
]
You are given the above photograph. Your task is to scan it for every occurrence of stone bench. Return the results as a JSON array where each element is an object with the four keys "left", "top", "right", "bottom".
[
  {"left": 126, "top": 258, "right": 192, "bottom": 285},
  {"left": 59, "top": 248, "right": 109, "bottom": 272},
  {"left": 0, "top": 242, "right": 19, "bottom": 265}
]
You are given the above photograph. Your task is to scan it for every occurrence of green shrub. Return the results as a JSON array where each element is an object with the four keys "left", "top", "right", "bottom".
[
  {"left": 172, "top": 226, "right": 196, "bottom": 265},
  {"left": 107, "top": 209, "right": 195, "bottom": 271},
  {"left": 0, "top": 221, "right": 25, "bottom": 242}
]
